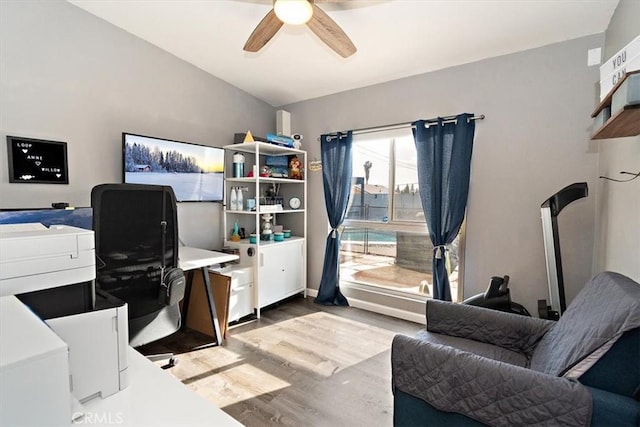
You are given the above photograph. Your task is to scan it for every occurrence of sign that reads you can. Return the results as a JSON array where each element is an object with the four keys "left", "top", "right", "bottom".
[{"left": 600, "top": 35, "right": 640, "bottom": 100}]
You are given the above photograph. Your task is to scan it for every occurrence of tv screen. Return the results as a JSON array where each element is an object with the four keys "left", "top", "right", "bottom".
[{"left": 122, "top": 133, "right": 224, "bottom": 202}]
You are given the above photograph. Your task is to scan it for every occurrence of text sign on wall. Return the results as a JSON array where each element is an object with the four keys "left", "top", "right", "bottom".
[{"left": 7, "top": 136, "right": 69, "bottom": 184}]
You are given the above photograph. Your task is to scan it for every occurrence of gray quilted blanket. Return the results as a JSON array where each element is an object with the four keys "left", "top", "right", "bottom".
[
  {"left": 392, "top": 271, "right": 640, "bottom": 426},
  {"left": 392, "top": 335, "right": 592, "bottom": 426},
  {"left": 530, "top": 271, "right": 640, "bottom": 376},
  {"left": 425, "top": 299, "right": 554, "bottom": 359}
]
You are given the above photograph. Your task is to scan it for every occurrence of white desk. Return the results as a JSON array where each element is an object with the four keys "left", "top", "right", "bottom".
[
  {"left": 79, "top": 347, "right": 242, "bottom": 426},
  {"left": 76, "top": 247, "right": 242, "bottom": 425},
  {"left": 179, "top": 246, "right": 239, "bottom": 271},
  {"left": 178, "top": 246, "right": 239, "bottom": 345}
]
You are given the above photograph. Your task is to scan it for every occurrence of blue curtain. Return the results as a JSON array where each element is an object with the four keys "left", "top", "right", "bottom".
[
  {"left": 412, "top": 114, "right": 475, "bottom": 301},
  {"left": 314, "top": 131, "right": 353, "bottom": 306}
]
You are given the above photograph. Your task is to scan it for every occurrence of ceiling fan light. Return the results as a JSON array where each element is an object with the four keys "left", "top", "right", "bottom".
[{"left": 274, "top": 0, "right": 313, "bottom": 25}]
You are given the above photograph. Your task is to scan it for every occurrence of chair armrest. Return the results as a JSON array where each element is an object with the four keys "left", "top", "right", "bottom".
[
  {"left": 427, "top": 299, "right": 554, "bottom": 355},
  {"left": 391, "top": 334, "right": 592, "bottom": 427}
]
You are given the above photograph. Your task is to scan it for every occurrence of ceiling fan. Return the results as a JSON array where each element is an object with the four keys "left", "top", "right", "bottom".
[{"left": 243, "top": 0, "right": 357, "bottom": 58}]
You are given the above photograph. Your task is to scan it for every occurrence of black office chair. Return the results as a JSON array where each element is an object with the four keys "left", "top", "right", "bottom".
[{"left": 91, "top": 184, "right": 185, "bottom": 366}]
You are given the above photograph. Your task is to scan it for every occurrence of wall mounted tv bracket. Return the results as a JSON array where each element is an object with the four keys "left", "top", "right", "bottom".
[{"left": 539, "top": 182, "right": 588, "bottom": 320}]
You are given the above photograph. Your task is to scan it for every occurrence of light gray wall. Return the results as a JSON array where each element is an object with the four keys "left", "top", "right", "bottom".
[
  {"left": 285, "top": 34, "right": 604, "bottom": 316},
  {"left": 594, "top": 0, "right": 640, "bottom": 282},
  {"left": 2, "top": 1, "right": 623, "bottom": 316},
  {"left": 0, "top": 0, "right": 274, "bottom": 250},
  {"left": 603, "top": 0, "right": 640, "bottom": 58}
]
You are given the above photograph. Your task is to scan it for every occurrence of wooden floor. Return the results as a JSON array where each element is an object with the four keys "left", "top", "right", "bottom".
[{"left": 140, "top": 296, "right": 423, "bottom": 427}]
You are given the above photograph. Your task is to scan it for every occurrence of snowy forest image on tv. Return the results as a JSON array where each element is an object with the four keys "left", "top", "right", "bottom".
[{"left": 123, "top": 134, "right": 224, "bottom": 202}]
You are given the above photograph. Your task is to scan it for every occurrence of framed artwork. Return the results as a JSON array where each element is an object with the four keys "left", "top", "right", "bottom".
[{"left": 7, "top": 136, "right": 69, "bottom": 184}]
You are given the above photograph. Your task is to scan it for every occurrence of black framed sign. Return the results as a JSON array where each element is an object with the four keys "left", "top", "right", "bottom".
[{"left": 7, "top": 136, "right": 69, "bottom": 184}]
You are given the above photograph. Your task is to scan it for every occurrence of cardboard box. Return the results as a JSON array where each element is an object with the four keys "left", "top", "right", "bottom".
[
  {"left": 184, "top": 266, "right": 255, "bottom": 338},
  {"left": 593, "top": 106, "right": 611, "bottom": 131},
  {"left": 611, "top": 73, "right": 640, "bottom": 115},
  {"left": 184, "top": 270, "right": 231, "bottom": 339}
]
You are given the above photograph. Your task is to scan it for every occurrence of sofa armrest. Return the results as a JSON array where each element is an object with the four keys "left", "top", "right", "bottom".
[
  {"left": 391, "top": 334, "right": 592, "bottom": 427},
  {"left": 427, "top": 299, "right": 554, "bottom": 355},
  {"left": 588, "top": 387, "right": 640, "bottom": 427}
]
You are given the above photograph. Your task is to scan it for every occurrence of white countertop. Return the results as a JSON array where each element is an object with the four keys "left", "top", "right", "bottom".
[
  {"left": 178, "top": 246, "right": 239, "bottom": 271},
  {"left": 78, "top": 348, "right": 242, "bottom": 426}
]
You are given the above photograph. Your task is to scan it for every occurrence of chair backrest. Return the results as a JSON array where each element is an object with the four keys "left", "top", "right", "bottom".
[
  {"left": 91, "top": 183, "right": 180, "bottom": 346},
  {"left": 530, "top": 272, "right": 640, "bottom": 378}
]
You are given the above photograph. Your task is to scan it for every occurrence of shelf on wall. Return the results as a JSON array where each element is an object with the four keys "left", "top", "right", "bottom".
[
  {"left": 591, "top": 70, "right": 640, "bottom": 140},
  {"left": 591, "top": 106, "right": 640, "bottom": 139}
]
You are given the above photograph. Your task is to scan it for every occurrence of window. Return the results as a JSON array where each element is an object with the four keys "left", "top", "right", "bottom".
[
  {"left": 339, "top": 128, "right": 462, "bottom": 301},
  {"left": 346, "top": 134, "right": 422, "bottom": 223}
]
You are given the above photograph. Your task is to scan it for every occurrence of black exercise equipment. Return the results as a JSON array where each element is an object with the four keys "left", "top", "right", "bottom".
[
  {"left": 539, "top": 182, "right": 588, "bottom": 320},
  {"left": 462, "top": 275, "right": 531, "bottom": 316}
]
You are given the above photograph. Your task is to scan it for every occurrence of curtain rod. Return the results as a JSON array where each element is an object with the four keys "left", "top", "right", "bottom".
[{"left": 323, "top": 114, "right": 485, "bottom": 140}]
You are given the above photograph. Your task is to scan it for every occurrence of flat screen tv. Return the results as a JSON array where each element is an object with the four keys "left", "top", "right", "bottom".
[{"left": 122, "top": 133, "right": 224, "bottom": 202}]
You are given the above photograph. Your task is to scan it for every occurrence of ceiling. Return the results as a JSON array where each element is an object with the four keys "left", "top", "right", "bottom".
[{"left": 67, "top": 0, "right": 619, "bottom": 107}]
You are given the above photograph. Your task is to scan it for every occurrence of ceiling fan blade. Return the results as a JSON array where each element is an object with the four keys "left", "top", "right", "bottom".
[
  {"left": 243, "top": 9, "right": 284, "bottom": 53},
  {"left": 306, "top": 3, "right": 356, "bottom": 58}
]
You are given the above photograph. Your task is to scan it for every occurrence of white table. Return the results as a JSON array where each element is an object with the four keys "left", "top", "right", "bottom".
[
  {"left": 179, "top": 246, "right": 239, "bottom": 272},
  {"left": 178, "top": 246, "right": 239, "bottom": 346},
  {"left": 78, "top": 347, "right": 242, "bottom": 426}
]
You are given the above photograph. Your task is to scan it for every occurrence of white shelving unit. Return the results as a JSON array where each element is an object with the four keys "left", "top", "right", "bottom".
[{"left": 222, "top": 141, "right": 307, "bottom": 317}]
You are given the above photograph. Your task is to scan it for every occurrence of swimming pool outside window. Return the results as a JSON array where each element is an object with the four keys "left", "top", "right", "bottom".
[{"left": 339, "top": 129, "right": 462, "bottom": 301}]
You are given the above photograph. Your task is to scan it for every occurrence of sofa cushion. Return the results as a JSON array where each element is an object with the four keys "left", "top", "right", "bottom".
[
  {"left": 530, "top": 272, "right": 640, "bottom": 377},
  {"left": 415, "top": 330, "right": 528, "bottom": 367}
]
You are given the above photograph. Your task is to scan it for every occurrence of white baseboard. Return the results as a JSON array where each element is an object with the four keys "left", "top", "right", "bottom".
[{"left": 305, "top": 288, "right": 426, "bottom": 325}]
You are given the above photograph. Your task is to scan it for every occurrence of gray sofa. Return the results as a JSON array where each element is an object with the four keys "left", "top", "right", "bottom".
[{"left": 391, "top": 271, "right": 640, "bottom": 426}]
